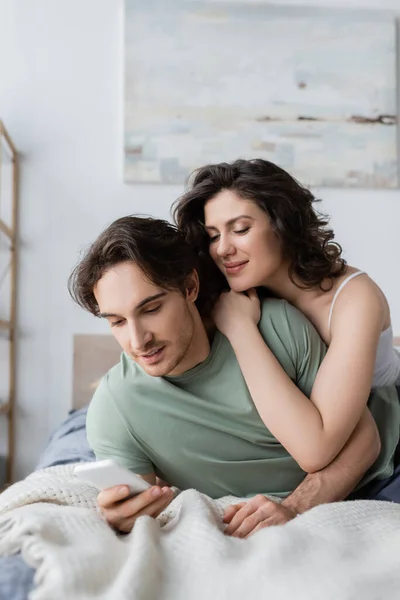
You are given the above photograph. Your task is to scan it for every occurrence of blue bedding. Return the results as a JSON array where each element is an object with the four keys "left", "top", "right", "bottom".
[{"left": 0, "top": 407, "right": 94, "bottom": 600}]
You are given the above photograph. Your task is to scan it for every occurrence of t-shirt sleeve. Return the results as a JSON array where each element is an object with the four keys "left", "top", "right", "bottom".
[
  {"left": 258, "top": 299, "right": 326, "bottom": 398},
  {"left": 86, "top": 375, "right": 154, "bottom": 475}
]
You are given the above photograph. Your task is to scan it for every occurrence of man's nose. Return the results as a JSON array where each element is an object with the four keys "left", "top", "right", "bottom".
[{"left": 128, "top": 322, "right": 152, "bottom": 353}]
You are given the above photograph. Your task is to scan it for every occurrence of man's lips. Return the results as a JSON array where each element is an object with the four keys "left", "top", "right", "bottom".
[{"left": 139, "top": 346, "right": 165, "bottom": 363}]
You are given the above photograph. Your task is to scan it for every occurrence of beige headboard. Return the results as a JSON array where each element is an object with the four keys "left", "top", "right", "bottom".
[{"left": 72, "top": 334, "right": 121, "bottom": 409}]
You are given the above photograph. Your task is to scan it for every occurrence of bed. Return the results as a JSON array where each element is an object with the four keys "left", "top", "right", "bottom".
[
  {"left": 1, "top": 335, "right": 400, "bottom": 600},
  {"left": 0, "top": 407, "right": 94, "bottom": 599},
  {"left": 0, "top": 334, "right": 120, "bottom": 600}
]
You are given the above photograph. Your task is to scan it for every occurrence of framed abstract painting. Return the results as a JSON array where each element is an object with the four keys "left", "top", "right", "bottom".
[{"left": 124, "top": 1, "right": 398, "bottom": 188}]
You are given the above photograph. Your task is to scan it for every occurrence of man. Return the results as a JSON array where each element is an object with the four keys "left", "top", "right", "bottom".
[{"left": 68, "top": 216, "right": 400, "bottom": 536}]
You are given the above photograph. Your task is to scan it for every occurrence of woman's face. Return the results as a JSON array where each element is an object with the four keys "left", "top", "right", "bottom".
[{"left": 204, "top": 189, "right": 283, "bottom": 292}]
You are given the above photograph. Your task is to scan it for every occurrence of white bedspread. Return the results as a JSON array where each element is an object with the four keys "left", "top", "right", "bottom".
[{"left": 1, "top": 464, "right": 400, "bottom": 600}]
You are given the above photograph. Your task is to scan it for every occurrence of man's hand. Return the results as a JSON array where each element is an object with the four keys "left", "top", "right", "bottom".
[
  {"left": 223, "top": 495, "right": 297, "bottom": 538},
  {"left": 97, "top": 484, "right": 174, "bottom": 534}
]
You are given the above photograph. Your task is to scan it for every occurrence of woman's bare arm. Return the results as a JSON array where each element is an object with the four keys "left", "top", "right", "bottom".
[{"left": 215, "top": 283, "right": 384, "bottom": 472}]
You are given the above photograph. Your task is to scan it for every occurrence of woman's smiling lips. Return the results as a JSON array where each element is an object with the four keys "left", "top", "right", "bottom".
[{"left": 223, "top": 261, "right": 248, "bottom": 275}]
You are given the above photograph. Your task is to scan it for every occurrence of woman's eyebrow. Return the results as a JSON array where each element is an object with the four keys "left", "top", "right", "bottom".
[{"left": 205, "top": 215, "right": 254, "bottom": 231}]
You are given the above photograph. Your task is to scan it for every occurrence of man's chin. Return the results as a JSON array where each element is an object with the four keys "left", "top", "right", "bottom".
[
  {"left": 138, "top": 359, "right": 176, "bottom": 378},
  {"left": 140, "top": 363, "right": 167, "bottom": 377},
  {"left": 132, "top": 347, "right": 187, "bottom": 377}
]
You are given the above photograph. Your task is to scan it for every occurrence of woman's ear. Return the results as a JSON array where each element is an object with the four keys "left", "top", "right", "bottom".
[{"left": 185, "top": 270, "right": 200, "bottom": 303}]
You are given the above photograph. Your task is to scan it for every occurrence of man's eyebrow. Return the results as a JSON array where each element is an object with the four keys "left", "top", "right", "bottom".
[
  {"left": 136, "top": 292, "right": 167, "bottom": 309},
  {"left": 204, "top": 215, "right": 254, "bottom": 230},
  {"left": 99, "top": 292, "right": 167, "bottom": 319}
]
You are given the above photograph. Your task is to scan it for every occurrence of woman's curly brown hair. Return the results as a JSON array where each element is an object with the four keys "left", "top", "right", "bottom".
[{"left": 173, "top": 159, "right": 346, "bottom": 314}]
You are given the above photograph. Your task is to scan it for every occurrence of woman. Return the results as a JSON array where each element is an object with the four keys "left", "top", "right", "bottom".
[{"left": 173, "top": 158, "right": 400, "bottom": 472}]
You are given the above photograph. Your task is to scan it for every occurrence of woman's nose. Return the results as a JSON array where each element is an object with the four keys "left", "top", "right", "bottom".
[{"left": 216, "top": 235, "right": 235, "bottom": 257}]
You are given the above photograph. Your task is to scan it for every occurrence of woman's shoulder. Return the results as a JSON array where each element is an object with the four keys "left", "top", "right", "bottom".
[
  {"left": 331, "top": 266, "right": 390, "bottom": 331},
  {"left": 335, "top": 266, "right": 380, "bottom": 291}
]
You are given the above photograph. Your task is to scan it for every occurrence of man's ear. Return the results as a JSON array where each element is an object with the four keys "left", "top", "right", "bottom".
[{"left": 185, "top": 270, "right": 200, "bottom": 303}]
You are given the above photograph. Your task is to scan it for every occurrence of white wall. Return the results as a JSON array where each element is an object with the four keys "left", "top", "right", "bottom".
[{"left": 0, "top": 0, "right": 399, "bottom": 480}]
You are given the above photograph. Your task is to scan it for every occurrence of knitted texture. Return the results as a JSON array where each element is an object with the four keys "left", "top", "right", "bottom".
[{"left": 1, "top": 464, "right": 400, "bottom": 600}]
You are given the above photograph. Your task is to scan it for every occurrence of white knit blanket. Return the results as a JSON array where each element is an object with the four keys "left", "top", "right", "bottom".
[{"left": 1, "top": 464, "right": 400, "bottom": 600}]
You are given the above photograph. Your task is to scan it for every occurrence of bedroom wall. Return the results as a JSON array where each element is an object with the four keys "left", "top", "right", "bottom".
[{"left": 0, "top": 0, "right": 399, "bottom": 480}]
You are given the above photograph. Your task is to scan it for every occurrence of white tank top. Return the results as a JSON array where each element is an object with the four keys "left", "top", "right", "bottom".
[{"left": 328, "top": 270, "right": 400, "bottom": 388}]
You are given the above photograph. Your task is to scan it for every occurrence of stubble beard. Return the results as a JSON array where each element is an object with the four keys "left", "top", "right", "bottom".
[{"left": 142, "top": 306, "right": 196, "bottom": 378}]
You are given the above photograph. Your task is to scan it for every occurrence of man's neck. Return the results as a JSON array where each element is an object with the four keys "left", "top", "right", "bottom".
[{"left": 167, "top": 312, "right": 212, "bottom": 377}]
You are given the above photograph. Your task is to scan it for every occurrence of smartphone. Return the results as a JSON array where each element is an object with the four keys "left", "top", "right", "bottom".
[{"left": 74, "top": 459, "right": 151, "bottom": 497}]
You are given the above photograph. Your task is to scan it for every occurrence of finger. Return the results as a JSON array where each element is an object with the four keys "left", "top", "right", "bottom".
[
  {"left": 223, "top": 502, "right": 246, "bottom": 523},
  {"left": 115, "top": 488, "right": 174, "bottom": 533},
  {"left": 224, "top": 495, "right": 269, "bottom": 535},
  {"left": 100, "top": 485, "right": 163, "bottom": 522},
  {"left": 245, "top": 519, "right": 271, "bottom": 538},
  {"left": 246, "top": 288, "right": 258, "bottom": 300},
  {"left": 117, "top": 486, "right": 171, "bottom": 519},
  {"left": 132, "top": 487, "right": 174, "bottom": 519},
  {"left": 232, "top": 509, "right": 265, "bottom": 539},
  {"left": 246, "top": 510, "right": 294, "bottom": 538},
  {"left": 224, "top": 503, "right": 257, "bottom": 536},
  {"left": 256, "top": 501, "right": 294, "bottom": 525},
  {"left": 256, "top": 499, "right": 280, "bottom": 521},
  {"left": 105, "top": 486, "right": 173, "bottom": 530},
  {"left": 97, "top": 485, "right": 131, "bottom": 509}
]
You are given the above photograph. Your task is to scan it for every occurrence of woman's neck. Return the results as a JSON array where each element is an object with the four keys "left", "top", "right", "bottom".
[
  {"left": 260, "top": 262, "right": 320, "bottom": 307},
  {"left": 262, "top": 264, "right": 304, "bottom": 306}
]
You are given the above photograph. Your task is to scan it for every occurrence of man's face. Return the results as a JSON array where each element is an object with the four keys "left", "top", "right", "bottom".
[{"left": 94, "top": 261, "right": 199, "bottom": 377}]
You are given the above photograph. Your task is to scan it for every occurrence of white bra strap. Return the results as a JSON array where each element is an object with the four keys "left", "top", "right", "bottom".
[{"left": 328, "top": 271, "right": 366, "bottom": 333}]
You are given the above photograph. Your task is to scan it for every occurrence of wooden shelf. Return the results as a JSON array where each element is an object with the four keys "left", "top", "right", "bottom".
[
  {"left": 0, "top": 121, "right": 18, "bottom": 485},
  {"left": 0, "top": 218, "right": 13, "bottom": 240},
  {"left": 0, "top": 121, "right": 17, "bottom": 156}
]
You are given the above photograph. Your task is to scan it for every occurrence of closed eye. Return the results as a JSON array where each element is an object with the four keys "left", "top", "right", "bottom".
[
  {"left": 209, "top": 234, "right": 220, "bottom": 243},
  {"left": 111, "top": 319, "right": 125, "bottom": 327},
  {"left": 143, "top": 305, "right": 161, "bottom": 315},
  {"left": 209, "top": 227, "right": 249, "bottom": 243}
]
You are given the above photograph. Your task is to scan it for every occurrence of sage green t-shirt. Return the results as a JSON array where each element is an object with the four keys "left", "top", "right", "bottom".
[{"left": 86, "top": 299, "right": 400, "bottom": 499}]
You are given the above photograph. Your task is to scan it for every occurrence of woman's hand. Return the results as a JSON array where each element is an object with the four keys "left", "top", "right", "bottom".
[{"left": 212, "top": 289, "right": 261, "bottom": 339}]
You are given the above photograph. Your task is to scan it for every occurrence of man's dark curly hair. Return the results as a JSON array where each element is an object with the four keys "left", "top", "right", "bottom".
[
  {"left": 68, "top": 215, "right": 213, "bottom": 317},
  {"left": 173, "top": 158, "right": 346, "bottom": 312}
]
